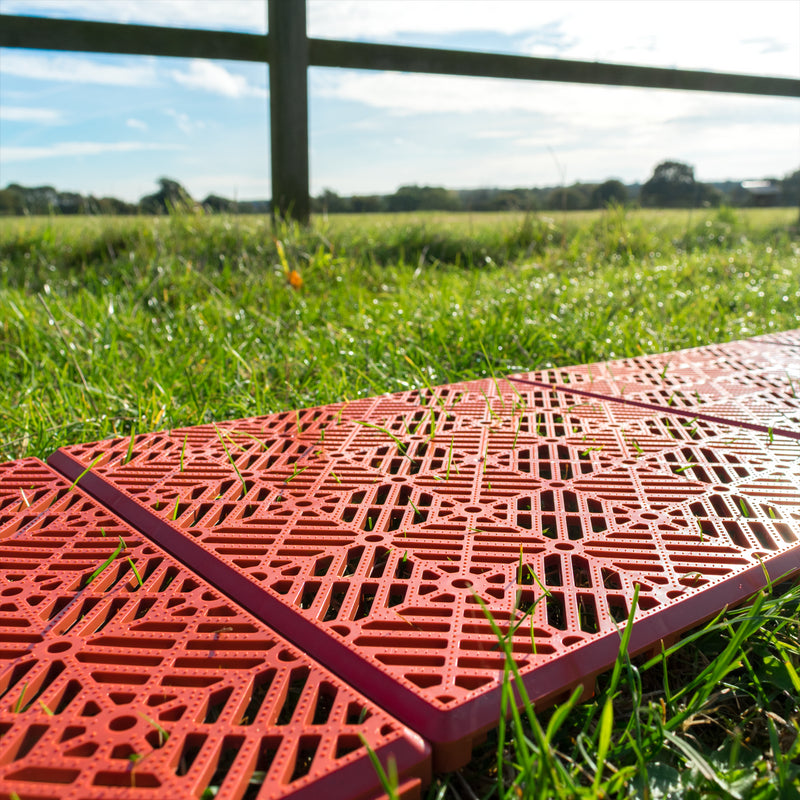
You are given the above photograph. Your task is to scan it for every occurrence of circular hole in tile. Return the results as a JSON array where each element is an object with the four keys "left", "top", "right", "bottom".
[
  {"left": 1, "top": 587, "right": 22, "bottom": 596},
  {"left": 641, "top": 513, "right": 658, "bottom": 520},
  {"left": 464, "top": 506, "right": 482, "bottom": 513},
  {"left": 364, "top": 534, "right": 383, "bottom": 543},
  {"left": 278, "top": 649, "right": 298, "bottom": 662},
  {"left": 295, "top": 500, "right": 311, "bottom": 507},
  {"left": 713, "top": 485, "right": 729, "bottom": 492},
  {"left": 555, "top": 543, "right": 573, "bottom": 551},
  {"left": 549, "top": 481, "right": 564, "bottom": 488},
  {"left": 47, "top": 641, "right": 72, "bottom": 653},
  {"left": 451, "top": 579, "right": 472, "bottom": 589},
  {"left": 109, "top": 716, "right": 137, "bottom": 731},
  {"left": 391, "top": 476, "right": 406, "bottom": 482}
]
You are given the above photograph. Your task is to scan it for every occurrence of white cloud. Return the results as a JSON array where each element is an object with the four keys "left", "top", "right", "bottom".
[
  {"left": 165, "top": 108, "right": 205, "bottom": 134},
  {"left": 0, "top": 0, "right": 267, "bottom": 32},
  {"left": 316, "top": 70, "right": 798, "bottom": 149},
  {"left": 126, "top": 117, "right": 148, "bottom": 131},
  {"left": 307, "top": 1, "right": 798, "bottom": 78},
  {"left": 0, "top": 51, "right": 157, "bottom": 86},
  {"left": 308, "top": 1, "right": 553, "bottom": 39},
  {"left": 472, "top": 130, "right": 524, "bottom": 140},
  {"left": 1, "top": 141, "right": 181, "bottom": 162},
  {"left": 169, "top": 59, "right": 267, "bottom": 98},
  {"left": 513, "top": 2, "right": 800, "bottom": 78},
  {"left": 0, "top": 106, "right": 62, "bottom": 123},
  {"left": 315, "top": 70, "right": 694, "bottom": 119}
]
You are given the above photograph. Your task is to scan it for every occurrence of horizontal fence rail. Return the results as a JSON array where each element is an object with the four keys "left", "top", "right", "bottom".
[
  {"left": 2, "top": 3, "right": 799, "bottom": 221},
  {"left": 309, "top": 39, "right": 800, "bottom": 97},
  {"left": 3, "top": 13, "right": 799, "bottom": 96}
]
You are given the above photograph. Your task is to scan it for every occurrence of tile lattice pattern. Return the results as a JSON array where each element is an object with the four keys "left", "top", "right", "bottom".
[
  {"left": 49, "top": 332, "right": 800, "bottom": 767},
  {"left": 0, "top": 460, "right": 430, "bottom": 799},
  {"left": 512, "top": 335, "right": 800, "bottom": 439}
]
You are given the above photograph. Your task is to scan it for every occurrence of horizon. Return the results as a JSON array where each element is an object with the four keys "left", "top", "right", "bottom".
[
  {"left": 1, "top": 0, "right": 798, "bottom": 202},
  {"left": 4, "top": 167, "right": 797, "bottom": 208}
]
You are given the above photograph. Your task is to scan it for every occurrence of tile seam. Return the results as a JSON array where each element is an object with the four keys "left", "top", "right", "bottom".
[
  {"left": 1, "top": 458, "right": 432, "bottom": 798},
  {"left": 45, "top": 447, "right": 451, "bottom": 740},
  {"left": 506, "top": 376, "right": 799, "bottom": 441}
]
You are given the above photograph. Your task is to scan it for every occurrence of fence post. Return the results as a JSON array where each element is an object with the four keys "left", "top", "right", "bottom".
[{"left": 268, "top": 0, "right": 310, "bottom": 224}]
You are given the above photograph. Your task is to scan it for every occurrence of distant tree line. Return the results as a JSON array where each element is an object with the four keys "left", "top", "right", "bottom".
[
  {"left": 1, "top": 163, "right": 797, "bottom": 216},
  {"left": 0, "top": 177, "right": 269, "bottom": 217},
  {"left": 315, "top": 164, "right": 799, "bottom": 214}
]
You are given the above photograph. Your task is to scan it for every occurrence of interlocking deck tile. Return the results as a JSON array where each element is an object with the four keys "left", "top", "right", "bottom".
[
  {"left": 512, "top": 334, "right": 800, "bottom": 440},
  {"left": 0, "top": 459, "right": 430, "bottom": 800},
  {"left": 50, "top": 343, "right": 800, "bottom": 770}
]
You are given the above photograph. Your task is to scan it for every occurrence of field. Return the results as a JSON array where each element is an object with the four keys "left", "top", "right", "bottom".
[{"left": 1, "top": 206, "right": 799, "bottom": 798}]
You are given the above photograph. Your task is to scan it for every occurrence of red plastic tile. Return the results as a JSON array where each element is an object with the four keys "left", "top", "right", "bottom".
[
  {"left": 753, "top": 330, "right": 800, "bottom": 350},
  {"left": 512, "top": 333, "right": 800, "bottom": 439},
  {"left": 50, "top": 356, "right": 800, "bottom": 769},
  {"left": 0, "top": 459, "right": 430, "bottom": 800}
]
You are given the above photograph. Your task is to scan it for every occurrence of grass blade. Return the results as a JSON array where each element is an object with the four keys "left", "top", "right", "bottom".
[
  {"left": 128, "top": 557, "right": 143, "bottom": 587},
  {"left": 592, "top": 697, "right": 614, "bottom": 791},
  {"left": 86, "top": 534, "right": 126, "bottom": 586},
  {"left": 357, "top": 734, "right": 399, "bottom": 800},
  {"left": 212, "top": 423, "right": 248, "bottom": 497},
  {"left": 68, "top": 454, "right": 103, "bottom": 492}
]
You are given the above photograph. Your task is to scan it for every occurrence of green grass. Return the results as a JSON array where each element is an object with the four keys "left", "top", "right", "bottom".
[
  {"left": 1, "top": 206, "right": 799, "bottom": 798},
  {"left": 1, "top": 206, "right": 798, "bottom": 462},
  {"left": 430, "top": 579, "right": 800, "bottom": 800}
]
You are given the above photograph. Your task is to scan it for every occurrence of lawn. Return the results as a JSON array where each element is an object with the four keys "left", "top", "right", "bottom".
[{"left": 1, "top": 205, "right": 799, "bottom": 798}]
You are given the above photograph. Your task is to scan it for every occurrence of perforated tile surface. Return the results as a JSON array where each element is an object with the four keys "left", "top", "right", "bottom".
[
  {"left": 0, "top": 460, "right": 430, "bottom": 799},
  {"left": 50, "top": 333, "right": 800, "bottom": 769},
  {"left": 511, "top": 334, "right": 800, "bottom": 440}
]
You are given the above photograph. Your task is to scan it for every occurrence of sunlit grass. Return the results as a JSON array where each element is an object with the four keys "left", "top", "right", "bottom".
[
  {"left": 433, "top": 579, "right": 800, "bottom": 799},
  {"left": 1, "top": 206, "right": 797, "bottom": 462}
]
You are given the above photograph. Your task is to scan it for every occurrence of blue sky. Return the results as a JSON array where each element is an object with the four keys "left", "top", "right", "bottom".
[{"left": 1, "top": 0, "right": 798, "bottom": 202}]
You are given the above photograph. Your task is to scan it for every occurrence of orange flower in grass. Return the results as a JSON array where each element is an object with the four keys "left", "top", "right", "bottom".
[
  {"left": 287, "top": 269, "right": 303, "bottom": 289},
  {"left": 276, "top": 239, "right": 303, "bottom": 289}
]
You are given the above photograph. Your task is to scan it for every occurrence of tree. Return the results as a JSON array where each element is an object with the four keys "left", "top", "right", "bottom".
[
  {"left": 349, "top": 194, "right": 385, "bottom": 213},
  {"left": 94, "top": 196, "right": 137, "bottom": 215},
  {"left": 315, "top": 189, "right": 351, "bottom": 214},
  {"left": 203, "top": 194, "right": 238, "bottom": 213},
  {"left": 781, "top": 169, "right": 800, "bottom": 206},
  {"left": 695, "top": 183, "right": 723, "bottom": 207},
  {"left": 0, "top": 186, "right": 24, "bottom": 215},
  {"left": 386, "top": 185, "right": 462, "bottom": 212},
  {"left": 139, "top": 177, "right": 195, "bottom": 214},
  {"left": 57, "top": 191, "right": 88, "bottom": 215},
  {"left": 591, "top": 179, "right": 628, "bottom": 208},
  {"left": 640, "top": 161, "right": 698, "bottom": 207},
  {"left": 547, "top": 185, "right": 590, "bottom": 210}
]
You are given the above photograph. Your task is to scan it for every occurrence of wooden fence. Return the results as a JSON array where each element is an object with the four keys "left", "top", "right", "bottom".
[{"left": 2, "top": 0, "right": 799, "bottom": 222}]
